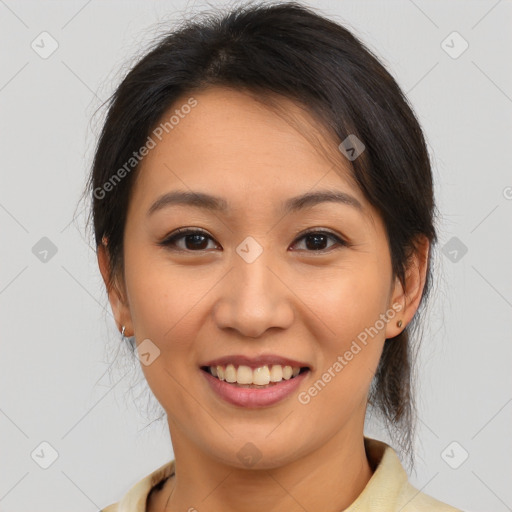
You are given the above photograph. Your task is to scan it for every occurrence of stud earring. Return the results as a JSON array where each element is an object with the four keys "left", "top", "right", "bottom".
[
  {"left": 121, "top": 325, "right": 136, "bottom": 350},
  {"left": 397, "top": 320, "right": 403, "bottom": 328}
]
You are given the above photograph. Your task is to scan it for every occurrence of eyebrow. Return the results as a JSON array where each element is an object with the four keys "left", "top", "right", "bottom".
[{"left": 147, "top": 189, "right": 363, "bottom": 217}]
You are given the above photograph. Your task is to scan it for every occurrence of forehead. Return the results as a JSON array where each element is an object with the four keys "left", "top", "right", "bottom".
[{"left": 130, "top": 86, "right": 372, "bottom": 220}]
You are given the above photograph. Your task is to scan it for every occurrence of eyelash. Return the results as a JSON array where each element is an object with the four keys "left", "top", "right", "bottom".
[{"left": 158, "top": 227, "right": 348, "bottom": 253}]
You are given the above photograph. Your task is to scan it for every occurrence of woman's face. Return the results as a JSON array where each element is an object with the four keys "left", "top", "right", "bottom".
[{"left": 103, "top": 86, "right": 407, "bottom": 468}]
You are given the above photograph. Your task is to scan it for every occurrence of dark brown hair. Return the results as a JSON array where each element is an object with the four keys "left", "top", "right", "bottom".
[{"left": 82, "top": 0, "right": 437, "bottom": 467}]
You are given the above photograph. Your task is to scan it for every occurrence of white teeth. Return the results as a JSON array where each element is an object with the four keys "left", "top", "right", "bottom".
[
  {"left": 225, "top": 364, "right": 237, "bottom": 383},
  {"left": 253, "top": 365, "right": 270, "bottom": 385},
  {"left": 237, "top": 365, "right": 253, "bottom": 384},
  {"left": 269, "top": 365, "right": 283, "bottom": 382},
  {"left": 208, "top": 364, "right": 304, "bottom": 385}
]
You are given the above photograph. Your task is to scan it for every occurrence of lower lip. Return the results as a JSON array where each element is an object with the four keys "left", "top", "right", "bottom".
[{"left": 201, "top": 368, "right": 309, "bottom": 408}]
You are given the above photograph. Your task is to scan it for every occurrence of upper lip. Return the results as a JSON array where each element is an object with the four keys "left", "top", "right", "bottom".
[{"left": 201, "top": 354, "right": 311, "bottom": 370}]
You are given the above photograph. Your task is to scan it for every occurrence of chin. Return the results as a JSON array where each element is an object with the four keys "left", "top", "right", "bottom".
[{"left": 204, "top": 432, "right": 307, "bottom": 470}]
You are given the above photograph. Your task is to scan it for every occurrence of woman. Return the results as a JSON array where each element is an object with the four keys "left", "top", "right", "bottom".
[{"left": 87, "top": 2, "right": 463, "bottom": 510}]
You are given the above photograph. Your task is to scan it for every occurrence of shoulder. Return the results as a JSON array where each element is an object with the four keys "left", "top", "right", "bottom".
[
  {"left": 99, "top": 459, "right": 175, "bottom": 512},
  {"left": 396, "top": 479, "right": 463, "bottom": 511},
  {"left": 347, "top": 437, "right": 464, "bottom": 512},
  {"left": 99, "top": 504, "right": 118, "bottom": 512}
]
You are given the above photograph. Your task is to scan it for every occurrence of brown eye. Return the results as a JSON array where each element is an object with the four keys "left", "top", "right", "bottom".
[
  {"left": 159, "top": 228, "right": 219, "bottom": 251},
  {"left": 158, "top": 228, "right": 347, "bottom": 253},
  {"left": 291, "top": 230, "right": 347, "bottom": 252}
]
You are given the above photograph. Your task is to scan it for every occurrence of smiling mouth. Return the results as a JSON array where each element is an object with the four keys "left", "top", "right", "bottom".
[{"left": 200, "top": 364, "right": 309, "bottom": 388}]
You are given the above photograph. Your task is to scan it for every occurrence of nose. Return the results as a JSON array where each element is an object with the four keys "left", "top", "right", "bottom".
[{"left": 212, "top": 249, "right": 295, "bottom": 338}]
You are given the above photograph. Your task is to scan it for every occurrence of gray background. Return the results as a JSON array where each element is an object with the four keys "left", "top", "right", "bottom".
[{"left": 1, "top": 1, "right": 511, "bottom": 511}]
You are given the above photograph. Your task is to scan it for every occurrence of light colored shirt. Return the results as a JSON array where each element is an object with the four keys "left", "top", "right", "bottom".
[{"left": 100, "top": 437, "right": 463, "bottom": 511}]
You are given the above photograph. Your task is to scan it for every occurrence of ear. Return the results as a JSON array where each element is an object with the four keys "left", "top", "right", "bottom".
[
  {"left": 97, "top": 243, "right": 133, "bottom": 336},
  {"left": 385, "top": 235, "right": 430, "bottom": 339}
]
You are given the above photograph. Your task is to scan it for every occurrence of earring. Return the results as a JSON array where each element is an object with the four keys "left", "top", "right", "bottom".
[
  {"left": 121, "top": 325, "right": 136, "bottom": 350},
  {"left": 397, "top": 320, "right": 403, "bottom": 328}
]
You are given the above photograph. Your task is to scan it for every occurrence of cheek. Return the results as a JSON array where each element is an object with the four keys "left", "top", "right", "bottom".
[
  {"left": 307, "top": 260, "right": 391, "bottom": 341},
  {"left": 124, "top": 242, "right": 202, "bottom": 336},
  {"left": 125, "top": 255, "right": 209, "bottom": 416},
  {"left": 305, "top": 261, "right": 389, "bottom": 394},
  {"left": 123, "top": 246, "right": 212, "bottom": 401}
]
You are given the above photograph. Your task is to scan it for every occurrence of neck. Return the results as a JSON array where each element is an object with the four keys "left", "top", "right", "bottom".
[{"left": 160, "top": 425, "right": 373, "bottom": 512}]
